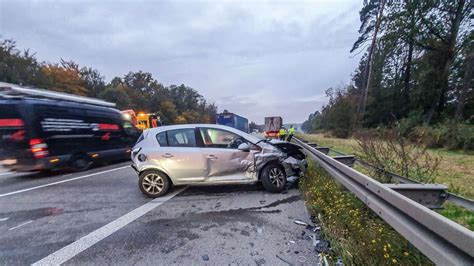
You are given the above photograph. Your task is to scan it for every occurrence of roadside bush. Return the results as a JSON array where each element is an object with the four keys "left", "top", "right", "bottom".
[
  {"left": 414, "top": 122, "right": 474, "bottom": 151},
  {"left": 300, "top": 163, "right": 430, "bottom": 265},
  {"left": 397, "top": 111, "right": 424, "bottom": 137},
  {"left": 354, "top": 129, "right": 440, "bottom": 183}
]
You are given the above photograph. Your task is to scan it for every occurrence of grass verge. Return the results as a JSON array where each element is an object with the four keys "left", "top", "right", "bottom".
[
  {"left": 300, "top": 162, "right": 431, "bottom": 265},
  {"left": 298, "top": 133, "right": 474, "bottom": 230}
]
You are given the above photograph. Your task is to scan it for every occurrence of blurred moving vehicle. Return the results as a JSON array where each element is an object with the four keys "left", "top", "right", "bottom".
[
  {"left": 131, "top": 124, "right": 307, "bottom": 198},
  {"left": 121, "top": 110, "right": 161, "bottom": 131},
  {"left": 216, "top": 110, "right": 249, "bottom": 133},
  {"left": 0, "top": 82, "right": 141, "bottom": 172},
  {"left": 264, "top": 116, "right": 283, "bottom": 138}
]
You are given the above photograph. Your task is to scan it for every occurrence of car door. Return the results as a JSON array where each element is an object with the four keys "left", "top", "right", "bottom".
[
  {"left": 198, "top": 127, "right": 257, "bottom": 182},
  {"left": 156, "top": 127, "right": 205, "bottom": 183}
]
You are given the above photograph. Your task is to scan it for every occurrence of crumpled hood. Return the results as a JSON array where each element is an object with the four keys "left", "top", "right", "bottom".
[{"left": 241, "top": 141, "right": 307, "bottom": 179}]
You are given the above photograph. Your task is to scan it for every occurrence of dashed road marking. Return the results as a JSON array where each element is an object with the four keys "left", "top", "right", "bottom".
[
  {"left": 9, "top": 220, "right": 32, "bottom": 230},
  {"left": 33, "top": 186, "right": 187, "bottom": 266},
  {"left": 0, "top": 166, "right": 130, "bottom": 198},
  {"left": 0, "top": 217, "right": 9, "bottom": 222}
]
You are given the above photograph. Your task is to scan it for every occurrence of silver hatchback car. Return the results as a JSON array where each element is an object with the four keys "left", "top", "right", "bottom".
[{"left": 131, "top": 124, "right": 307, "bottom": 198}]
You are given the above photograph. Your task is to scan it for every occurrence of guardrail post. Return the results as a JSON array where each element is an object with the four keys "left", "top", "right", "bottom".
[
  {"left": 314, "top": 147, "right": 330, "bottom": 155},
  {"left": 332, "top": 155, "right": 356, "bottom": 167},
  {"left": 385, "top": 184, "right": 448, "bottom": 209}
]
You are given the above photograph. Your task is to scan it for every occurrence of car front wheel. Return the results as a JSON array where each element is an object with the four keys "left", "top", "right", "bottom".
[
  {"left": 139, "top": 170, "right": 170, "bottom": 198},
  {"left": 261, "top": 163, "right": 287, "bottom": 193}
]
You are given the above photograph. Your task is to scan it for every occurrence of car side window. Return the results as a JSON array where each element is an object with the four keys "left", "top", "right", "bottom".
[
  {"left": 156, "top": 132, "right": 168, "bottom": 146},
  {"left": 165, "top": 128, "right": 196, "bottom": 147},
  {"left": 199, "top": 128, "right": 246, "bottom": 149}
]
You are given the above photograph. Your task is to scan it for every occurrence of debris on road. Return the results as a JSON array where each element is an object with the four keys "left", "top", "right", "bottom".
[
  {"left": 294, "top": 220, "right": 308, "bottom": 226},
  {"left": 306, "top": 224, "right": 320, "bottom": 232},
  {"left": 311, "top": 235, "right": 319, "bottom": 247},
  {"left": 276, "top": 254, "right": 294, "bottom": 265},
  {"left": 314, "top": 239, "right": 331, "bottom": 253},
  {"left": 291, "top": 216, "right": 335, "bottom": 263},
  {"left": 202, "top": 254, "right": 209, "bottom": 261}
]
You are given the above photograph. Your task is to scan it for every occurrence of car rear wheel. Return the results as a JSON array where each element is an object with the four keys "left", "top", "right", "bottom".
[
  {"left": 70, "top": 154, "right": 91, "bottom": 172},
  {"left": 139, "top": 170, "right": 170, "bottom": 198},
  {"left": 261, "top": 163, "right": 287, "bottom": 193}
]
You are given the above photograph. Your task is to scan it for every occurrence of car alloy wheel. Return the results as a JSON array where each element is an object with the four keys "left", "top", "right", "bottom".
[
  {"left": 269, "top": 167, "right": 285, "bottom": 187},
  {"left": 261, "top": 163, "right": 287, "bottom": 193},
  {"left": 142, "top": 173, "right": 164, "bottom": 195}
]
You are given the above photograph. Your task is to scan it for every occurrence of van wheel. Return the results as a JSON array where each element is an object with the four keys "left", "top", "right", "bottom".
[
  {"left": 139, "top": 170, "right": 170, "bottom": 198},
  {"left": 261, "top": 163, "right": 287, "bottom": 193},
  {"left": 70, "top": 154, "right": 91, "bottom": 172}
]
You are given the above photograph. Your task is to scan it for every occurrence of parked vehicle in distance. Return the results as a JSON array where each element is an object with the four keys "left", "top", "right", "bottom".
[
  {"left": 0, "top": 82, "right": 141, "bottom": 172},
  {"left": 216, "top": 111, "right": 249, "bottom": 133},
  {"left": 131, "top": 124, "right": 307, "bottom": 198},
  {"left": 264, "top": 116, "right": 283, "bottom": 138}
]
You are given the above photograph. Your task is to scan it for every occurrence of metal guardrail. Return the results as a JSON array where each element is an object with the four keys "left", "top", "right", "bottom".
[
  {"left": 304, "top": 140, "right": 474, "bottom": 211},
  {"left": 294, "top": 137, "right": 474, "bottom": 265},
  {"left": 356, "top": 159, "right": 474, "bottom": 211}
]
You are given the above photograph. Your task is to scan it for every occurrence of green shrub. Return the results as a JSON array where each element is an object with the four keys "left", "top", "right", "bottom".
[{"left": 418, "top": 122, "right": 474, "bottom": 151}]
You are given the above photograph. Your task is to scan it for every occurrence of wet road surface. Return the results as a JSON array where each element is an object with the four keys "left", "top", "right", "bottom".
[{"left": 0, "top": 162, "right": 318, "bottom": 265}]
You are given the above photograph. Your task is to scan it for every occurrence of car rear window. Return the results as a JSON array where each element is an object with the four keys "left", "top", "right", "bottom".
[
  {"left": 156, "top": 132, "right": 167, "bottom": 146},
  {"left": 157, "top": 128, "right": 196, "bottom": 147}
]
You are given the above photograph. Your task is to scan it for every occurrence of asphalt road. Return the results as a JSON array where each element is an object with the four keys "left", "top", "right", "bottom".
[{"left": 0, "top": 162, "right": 319, "bottom": 265}]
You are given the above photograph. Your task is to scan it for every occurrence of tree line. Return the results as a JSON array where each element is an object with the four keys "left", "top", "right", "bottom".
[
  {"left": 302, "top": 0, "right": 472, "bottom": 143},
  {"left": 0, "top": 39, "right": 217, "bottom": 125}
]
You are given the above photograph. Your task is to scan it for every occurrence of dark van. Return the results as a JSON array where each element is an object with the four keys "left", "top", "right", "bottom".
[{"left": 0, "top": 82, "right": 141, "bottom": 172}]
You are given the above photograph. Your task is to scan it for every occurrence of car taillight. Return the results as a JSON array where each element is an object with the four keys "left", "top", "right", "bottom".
[{"left": 29, "top": 138, "right": 49, "bottom": 159}]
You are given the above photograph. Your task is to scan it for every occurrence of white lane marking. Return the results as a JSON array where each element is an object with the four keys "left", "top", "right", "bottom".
[
  {"left": 33, "top": 186, "right": 187, "bottom": 266},
  {"left": 0, "top": 172, "right": 13, "bottom": 176},
  {"left": 8, "top": 220, "right": 33, "bottom": 230},
  {"left": 0, "top": 217, "right": 9, "bottom": 221},
  {"left": 0, "top": 166, "right": 130, "bottom": 198}
]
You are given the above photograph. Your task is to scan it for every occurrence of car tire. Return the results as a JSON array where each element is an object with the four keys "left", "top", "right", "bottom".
[
  {"left": 261, "top": 163, "right": 287, "bottom": 193},
  {"left": 70, "top": 154, "right": 91, "bottom": 172},
  {"left": 139, "top": 170, "right": 170, "bottom": 198}
]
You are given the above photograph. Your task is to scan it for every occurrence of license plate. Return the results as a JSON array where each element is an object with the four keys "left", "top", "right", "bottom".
[{"left": 0, "top": 159, "right": 17, "bottom": 165}]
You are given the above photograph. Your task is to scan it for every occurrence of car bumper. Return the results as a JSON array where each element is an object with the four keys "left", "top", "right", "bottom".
[{"left": 131, "top": 163, "right": 139, "bottom": 174}]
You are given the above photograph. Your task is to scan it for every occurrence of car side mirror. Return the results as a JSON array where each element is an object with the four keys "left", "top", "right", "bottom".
[{"left": 238, "top": 143, "right": 250, "bottom": 152}]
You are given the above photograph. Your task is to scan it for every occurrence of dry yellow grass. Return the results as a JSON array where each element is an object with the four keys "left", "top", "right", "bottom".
[{"left": 298, "top": 133, "right": 474, "bottom": 199}]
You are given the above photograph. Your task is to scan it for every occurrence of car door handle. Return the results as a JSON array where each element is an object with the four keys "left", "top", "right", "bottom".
[
  {"left": 162, "top": 153, "right": 174, "bottom": 158},
  {"left": 207, "top": 155, "right": 218, "bottom": 160}
]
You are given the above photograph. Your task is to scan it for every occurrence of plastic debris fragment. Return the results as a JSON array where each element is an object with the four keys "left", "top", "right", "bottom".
[{"left": 294, "top": 220, "right": 308, "bottom": 226}]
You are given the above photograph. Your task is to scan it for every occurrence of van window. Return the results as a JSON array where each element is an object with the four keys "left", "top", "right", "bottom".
[
  {"left": 165, "top": 128, "right": 196, "bottom": 147},
  {"left": 123, "top": 121, "right": 139, "bottom": 136},
  {"left": 0, "top": 103, "right": 26, "bottom": 143}
]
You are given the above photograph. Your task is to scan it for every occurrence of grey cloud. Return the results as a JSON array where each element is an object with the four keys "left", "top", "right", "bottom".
[{"left": 0, "top": 0, "right": 362, "bottom": 123}]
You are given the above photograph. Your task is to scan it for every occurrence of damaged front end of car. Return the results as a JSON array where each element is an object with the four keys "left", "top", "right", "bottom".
[{"left": 244, "top": 141, "right": 307, "bottom": 180}]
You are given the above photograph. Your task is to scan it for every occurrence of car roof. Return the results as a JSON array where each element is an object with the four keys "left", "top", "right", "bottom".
[{"left": 145, "top": 124, "right": 262, "bottom": 144}]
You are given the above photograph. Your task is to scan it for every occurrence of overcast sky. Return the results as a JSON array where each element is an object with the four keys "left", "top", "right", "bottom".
[{"left": 0, "top": 0, "right": 362, "bottom": 123}]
